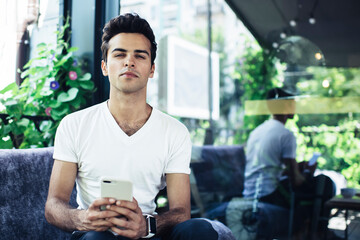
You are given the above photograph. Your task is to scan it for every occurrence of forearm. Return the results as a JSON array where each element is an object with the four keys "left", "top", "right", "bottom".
[
  {"left": 155, "top": 207, "right": 190, "bottom": 237},
  {"left": 45, "top": 197, "right": 83, "bottom": 232},
  {"left": 288, "top": 159, "right": 306, "bottom": 186}
]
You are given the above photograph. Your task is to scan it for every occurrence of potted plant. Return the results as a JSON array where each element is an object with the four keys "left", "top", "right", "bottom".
[{"left": 0, "top": 17, "right": 95, "bottom": 148}]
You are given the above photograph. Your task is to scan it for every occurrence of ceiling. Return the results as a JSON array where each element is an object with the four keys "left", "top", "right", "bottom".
[{"left": 224, "top": 0, "right": 360, "bottom": 68}]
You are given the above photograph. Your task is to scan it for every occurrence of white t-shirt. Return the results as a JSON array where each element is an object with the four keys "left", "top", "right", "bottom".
[
  {"left": 243, "top": 119, "right": 296, "bottom": 198},
  {"left": 53, "top": 101, "right": 191, "bottom": 214}
]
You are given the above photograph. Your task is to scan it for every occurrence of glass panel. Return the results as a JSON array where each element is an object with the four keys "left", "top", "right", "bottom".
[{"left": 118, "top": 0, "right": 360, "bottom": 239}]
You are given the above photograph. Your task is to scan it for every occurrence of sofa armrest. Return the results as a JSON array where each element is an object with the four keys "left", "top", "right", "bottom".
[
  {"left": 0, "top": 147, "right": 77, "bottom": 240},
  {"left": 190, "top": 145, "right": 246, "bottom": 220}
]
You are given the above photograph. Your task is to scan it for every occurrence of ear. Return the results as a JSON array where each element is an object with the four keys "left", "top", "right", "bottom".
[
  {"left": 101, "top": 60, "right": 108, "bottom": 76},
  {"left": 149, "top": 64, "right": 155, "bottom": 78}
]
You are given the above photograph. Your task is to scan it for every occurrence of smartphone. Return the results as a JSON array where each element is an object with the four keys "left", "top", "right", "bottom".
[
  {"left": 100, "top": 177, "right": 133, "bottom": 210},
  {"left": 308, "top": 152, "right": 321, "bottom": 166}
]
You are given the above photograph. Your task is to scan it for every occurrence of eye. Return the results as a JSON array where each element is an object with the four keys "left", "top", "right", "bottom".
[
  {"left": 115, "top": 53, "right": 126, "bottom": 57},
  {"left": 136, "top": 54, "right": 146, "bottom": 59}
]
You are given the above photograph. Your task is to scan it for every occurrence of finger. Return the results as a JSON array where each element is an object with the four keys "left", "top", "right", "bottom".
[
  {"left": 107, "top": 205, "right": 137, "bottom": 220},
  {"left": 131, "top": 198, "right": 144, "bottom": 216},
  {"left": 110, "top": 226, "right": 138, "bottom": 239},
  {"left": 83, "top": 217, "right": 114, "bottom": 232},
  {"left": 115, "top": 199, "right": 137, "bottom": 210},
  {"left": 89, "top": 198, "right": 116, "bottom": 210},
  {"left": 97, "top": 209, "right": 121, "bottom": 219},
  {"left": 108, "top": 216, "right": 129, "bottom": 228},
  {"left": 92, "top": 218, "right": 114, "bottom": 228},
  {"left": 116, "top": 198, "right": 143, "bottom": 214},
  {"left": 86, "top": 206, "right": 121, "bottom": 224}
]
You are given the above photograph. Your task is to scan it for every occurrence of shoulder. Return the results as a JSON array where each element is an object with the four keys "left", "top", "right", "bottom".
[
  {"left": 152, "top": 108, "right": 189, "bottom": 132},
  {"left": 60, "top": 102, "right": 105, "bottom": 124}
]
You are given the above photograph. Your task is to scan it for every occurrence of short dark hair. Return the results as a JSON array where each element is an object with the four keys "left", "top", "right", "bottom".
[
  {"left": 101, "top": 13, "right": 157, "bottom": 65},
  {"left": 266, "top": 87, "right": 294, "bottom": 100}
]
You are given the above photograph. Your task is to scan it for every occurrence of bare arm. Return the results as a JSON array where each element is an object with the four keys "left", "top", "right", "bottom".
[
  {"left": 283, "top": 158, "right": 306, "bottom": 186},
  {"left": 156, "top": 173, "right": 191, "bottom": 235},
  {"left": 45, "top": 160, "right": 118, "bottom": 232}
]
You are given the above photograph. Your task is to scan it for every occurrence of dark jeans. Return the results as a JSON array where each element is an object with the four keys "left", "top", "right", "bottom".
[{"left": 70, "top": 218, "right": 219, "bottom": 240}]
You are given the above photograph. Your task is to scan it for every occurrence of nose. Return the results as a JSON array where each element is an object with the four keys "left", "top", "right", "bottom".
[{"left": 124, "top": 55, "right": 135, "bottom": 68}]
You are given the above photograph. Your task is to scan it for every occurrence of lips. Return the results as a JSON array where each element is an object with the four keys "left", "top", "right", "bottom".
[{"left": 120, "top": 69, "right": 139, "bottom": 78}]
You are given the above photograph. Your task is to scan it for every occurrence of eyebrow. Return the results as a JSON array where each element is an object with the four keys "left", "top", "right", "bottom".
[{"left": 111, "top": 48, "right": 150, "bottom": 56}]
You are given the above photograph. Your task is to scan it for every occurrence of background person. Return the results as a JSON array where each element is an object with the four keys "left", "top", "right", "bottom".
[{"left": 243, "top": 88, "right": 336, "bottom": 238}]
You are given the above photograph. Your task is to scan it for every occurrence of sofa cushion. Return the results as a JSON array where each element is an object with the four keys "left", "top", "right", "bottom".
[
  {"left": 0, "top": 147, "right": 77, "bottom": 240},
  {"left": 190, "top": 145, "right": 246, "bottom": 219}
]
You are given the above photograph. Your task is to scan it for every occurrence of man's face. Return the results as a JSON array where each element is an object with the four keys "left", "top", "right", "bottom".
[{"left": 101, "top": 33, "right": 155, "bottom": 95}]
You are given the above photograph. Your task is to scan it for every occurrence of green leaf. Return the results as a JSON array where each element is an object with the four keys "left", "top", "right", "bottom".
[
  {"left": 11, "top": 118, "right": 30, "bottom": 135},
  {"left": 39, "top": 120, "right": 54, "bottom": 132},
  {"left": 4, "top": 99, "right": 19, "bottom": 107},
  {"left": 23, "top": 104, "right": 39, "bottom": 116},
  {"left": 3, "top": 125, "right": 12, "bottom": 135},
  {"left": 54, "top": 52, "right": 73, "bottom": 67},
  {"left": 41, "top": 89, "right": 53, "bottom": 97},
  {"left": 20, "top": 69, "right": 31, "bottom": 79},
  {"left": 79, "top": 80, "right": 94, "bottom": 90},
  {"left": 69, "top": 96, "right": 82, "bottom": 109},
  {"left": 17, "top": 118, "right": 30, "bottom": 128},
  {"left": 48, "top": 100, "right": 62, "bottom": 108},
  {"left": 23, "top": 59, "right": 34, "bottom": 69},
  {"left": 57, "top": 88, "right": 79, "bottom": 102},
  {"left": 0, "top": 82, "right": 18, "bottom": 94},
  {"left": 78, "top": 73, "right": 91, "bottom": 81},
  {"left": 0, "top": 140, "right": 13, "bottom": 149},
  {"left": 36, "top": 42, "right": 47, "bottom": 48},
  {"left": 51, "top": 105, "right": 70, "bottom": 120},
  {"left": 66, "top": 79, "right": 80, "bottom": 88},
  {"left": 68, "top": 47, "right": 78, "bottom": 52},
  {"left": 50, "top": 113, "right": 62, "bottom": 121},
  {"left": 52, "top": 105, "right": 69, "bottom": 116}
]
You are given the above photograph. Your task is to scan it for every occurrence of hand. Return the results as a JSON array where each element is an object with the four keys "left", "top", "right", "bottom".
[
  {"left": 297, "top": 161, "right": 307, "bottom": 172},
  {"left": 306, "top": 162, "right": 317, "bottom": 175},
  {"left": 77, "top": 198, "right": 120, "bottom": 231},
  {"left": 299, "top": 161, "right": 317, "bottom": 175},
  {"left": 106, "top": 197, "right": 147, "bottom": 239}
]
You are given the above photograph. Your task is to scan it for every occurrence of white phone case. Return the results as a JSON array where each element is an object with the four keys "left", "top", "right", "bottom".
[{"left": 100, "top": 177, "right": 133, "bottom": 201}]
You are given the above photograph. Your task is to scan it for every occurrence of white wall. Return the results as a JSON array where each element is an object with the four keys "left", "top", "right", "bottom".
[
  {"left": 29, "top": 0, "right": 59, "bottom": 59},
  {"left": 0, "top": 0, "right": 60, "bottom": 91},
  {"left": 0, "top": 0, "right": 21, "bottom": 90}
]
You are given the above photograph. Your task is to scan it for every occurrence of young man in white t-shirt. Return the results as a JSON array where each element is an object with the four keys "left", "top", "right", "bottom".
[{"left": 45, "top": 13, "right": 232, "bottom": 240}]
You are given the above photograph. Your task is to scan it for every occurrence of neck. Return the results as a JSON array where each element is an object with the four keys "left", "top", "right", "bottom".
[
  {"left": 272, "top": 115, "right": 288, "bottom": 124},
  {"left": 107, "top": 99, "right": 152, "bottom": 136},
  {"left": 108, "top": 86, "right": 148, "bottom": 117},
  {"left": 108, "top": 98, "right": 150, "bottom": 121},
  {"left": 107, "top": 86, "right": 152, "bottom": 136}
]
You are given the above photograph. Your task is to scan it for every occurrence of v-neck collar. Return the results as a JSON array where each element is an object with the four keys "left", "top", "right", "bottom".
[{"left": 102, "top": 101, "right": 155, "bottom": 144}]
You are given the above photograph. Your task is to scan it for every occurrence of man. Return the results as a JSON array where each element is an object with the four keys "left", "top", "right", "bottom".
[
  {"left": 243, "top": 88, "right": 336, "bottom": 238},
  {"left": 45, "top": 13, "right": 228, "bottom": 240},
  {"left": 243, "top": 88, "right": 306, "bottom": 202}
]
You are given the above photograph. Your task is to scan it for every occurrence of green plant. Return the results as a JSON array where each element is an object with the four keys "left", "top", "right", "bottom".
[
  {"left": 232, "top": 40, "right": 282, "bottom": 144},
  {"left": 0, "top": 17, "right": 95, "bottom": 148},
  {"left": 286, "top": 116, "right": 360, "bottom": 188}
]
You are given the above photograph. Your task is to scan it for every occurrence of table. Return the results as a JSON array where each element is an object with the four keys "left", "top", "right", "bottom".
[{"left": 325, "top": 195, "right": 360, "bottom": 240}]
